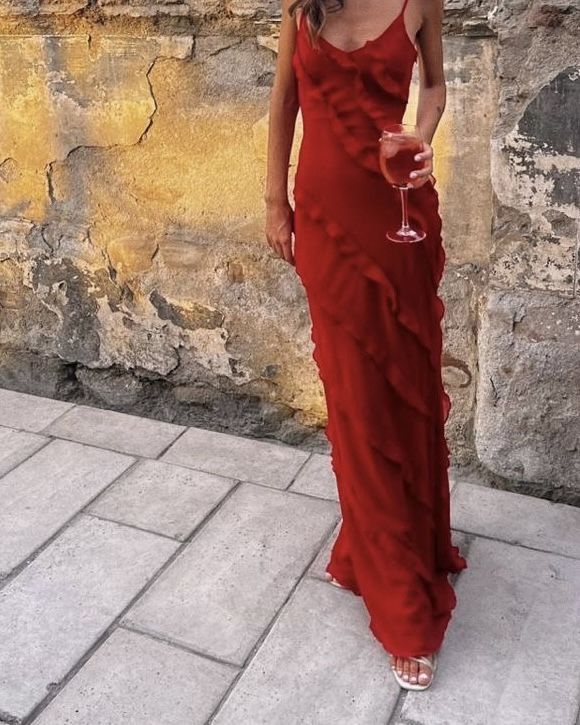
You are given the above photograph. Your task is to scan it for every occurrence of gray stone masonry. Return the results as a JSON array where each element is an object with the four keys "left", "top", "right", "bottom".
[{"left": 0, "top": 388, "right": 579, "bottom": 725}]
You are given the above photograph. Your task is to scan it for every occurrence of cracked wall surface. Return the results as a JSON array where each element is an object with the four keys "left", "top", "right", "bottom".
[
  {"left": 476, "top": 0, "right": 580, "bottom": 500},
  {"left": 0, "top": 0, "right": 577, "bottom": 498}
]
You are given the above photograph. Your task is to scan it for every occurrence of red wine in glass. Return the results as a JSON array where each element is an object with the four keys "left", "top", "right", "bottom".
[{"left": 378, "top": 123, "right": 426, "bottom": 243}]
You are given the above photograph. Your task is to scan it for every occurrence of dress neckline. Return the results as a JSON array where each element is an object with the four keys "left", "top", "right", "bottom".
[{"left": 300, "top": 0, "right": 414, "bottom": 56}]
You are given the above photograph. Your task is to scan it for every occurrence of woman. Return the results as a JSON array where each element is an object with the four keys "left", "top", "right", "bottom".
[{"left": 263, "top": 0, "right": 468, "bottom": 690}]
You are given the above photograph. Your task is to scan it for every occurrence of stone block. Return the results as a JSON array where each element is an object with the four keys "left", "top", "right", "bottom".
[
  {"left": 475, "top": 290, "right": 580, "bottom": 497},
  {"left": 212, "top": 578, "right": 399, "bottom": 724},
  {"left": 44, "top": 404, "right": 185, "bottom": 457},
  {"left": 225, "top": 0, "right": 279, "bottom": 19},
  {"left": 452, "top": 481, "right": 580, "bottom": 559},
  {"left": 399, "top": 536, "right": 580, "bottom": 725},
  {"left": 88, "top": 458, "right": 236, "bottom": 540},
  {"left": 98, "top": 0, "right": 190, "bottom": 16},
  {"left": 490, "top": 20, "right": 579, "bottom": 294},
  {"left": 288, "top": 452, "right": 338, "bottom": 500},
  {"left": 0, "top": 387, "right": 73, "bottom": 432},
  {"left": 0, "top": 425, "right": 48, "bottom": 476},
  {"left": 440, "top": 269, "right": 479, "bottom": 463},
  {"left": 0, "top": 438, "right": 134, "bottom": 576},
  {"left": 186, "top": 0, "right": 222, "bottom": 16},
  {"left": 161, "top": 425, "right": 310, "bottom": 487},
  {"left": 0, "top": 515, "right": 178, "bottom": 721},
  {"left": 124, "top": 482, "right": 338, "bottom": 664},
  {"left": 34, "top": 628, "right": 237, "bottom": 725}
]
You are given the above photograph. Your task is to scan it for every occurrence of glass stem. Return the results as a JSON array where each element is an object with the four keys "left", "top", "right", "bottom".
[{"left": 399, "top": 186, "right": 410, "bottom": 232}]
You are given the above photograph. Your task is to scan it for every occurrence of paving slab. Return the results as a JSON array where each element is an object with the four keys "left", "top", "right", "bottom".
[
  {"left": 308, "top": 519, "right": 340, "bottom": 580},
  {"left": 0, "top": 388, "right": 73, "bottom": 432},
  {"left": 124, "top": 482, "right": 339, "bottom": 665},
  {"left": 452, "top": 481, "right": 580, "bottom": 559},
  {"left": 34, "top": 627, "right": 238, "bottom": 725},
  {"left": 288, "top": 453, "right": 339, "bottom": 500},
  {"left": 398, "top": 536, "right": 580, "bottom": 725},
  {"left": 212, "top": 577, "right": 398, "bottom": 725},
  {"left": 0, "top": 439, "right": 134, "bottom": 577},
  {"left": 0, "top": 425, "right": 48, "bottom": 477},
  {"left": 0, "top": 515, "right": 178, "bottom": 722},
  {"left": 88, "top": 459, "right": 237, "bottom": 540},
  {"left": 43, "top": 404, "right": 185, "bottom": 457},
  {"left": 160, "top": 426, "right": 310, "bottom": 488}
]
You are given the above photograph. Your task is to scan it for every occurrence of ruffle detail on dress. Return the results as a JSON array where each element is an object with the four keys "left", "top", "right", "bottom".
[
  {"left": 414, "top": 174, "right": 454, "bottom": 433},
  {"left": 306, "top": 310, "right": 439, "bottom": 589},
  {"left": 294, "top": 182, "right": 466, "bottom": 577},
  {"left": 293, "top": 33, "right": 408, "bottom": 177},
  {"left": 305, "top": 294, "right": 467, "bottom": 625},
  {"left": 294, "top": 184, "right": 446, "bottom": 378}
]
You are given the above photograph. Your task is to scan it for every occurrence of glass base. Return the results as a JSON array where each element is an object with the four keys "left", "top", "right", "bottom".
[{"left": 386, "top": 226, "right": 426, "bottom": 243}]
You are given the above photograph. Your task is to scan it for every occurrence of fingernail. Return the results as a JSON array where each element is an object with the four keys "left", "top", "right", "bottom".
[
  {"left": 414, "top": 155, "right": 420, "bottom": 161},
  {"left": 410, "top": 172, "right": 417, "bottom": 178}
]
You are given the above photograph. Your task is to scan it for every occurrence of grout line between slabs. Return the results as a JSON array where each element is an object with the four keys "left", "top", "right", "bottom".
[
  {"left": 119, "top": 622, "right": 242, "bottom": 670},
  {"left": 386, "top": 687, "right": 408, "bottom": 725},
  {"left": 35, "top": 402, "right": 79, "bottom": 434},
  {"left": 450, "top": 526, "right": 580, "bottom": 561},
  {"left": 204, "top": 512, "right": 341, "bottom": 724},
  {"left": 153, "top": 423, "right": 190, "bottom": 459},
  {"left": 283, "top": 450, "right": 314, "bottom": 490},
  {"left": 1, "top": 450, "right": 338, "bottom": 592},
  {"left": 0, "top": 436, "right": 54, "bottom": 479},
  {"left": 83, "top": 511, "right": 185, "bottom": 543},
  {"left": 0, "top": 457, "right": 141, "bottom": 593},
  {"left": 21, "top": 480, "right": 245, "bottom": 725}
]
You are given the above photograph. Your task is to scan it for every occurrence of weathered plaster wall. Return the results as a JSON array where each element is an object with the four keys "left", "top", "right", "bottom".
[
  {"left": 0, "top": 0, "right": 577, "bottom": 499},
  {"left": 476, "top": 1, "right": 579, "bottom": 501}
]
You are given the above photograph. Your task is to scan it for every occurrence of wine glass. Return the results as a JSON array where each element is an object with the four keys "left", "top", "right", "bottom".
[{"left": 378, "top": 123, "right": 426, "bottom": 243}]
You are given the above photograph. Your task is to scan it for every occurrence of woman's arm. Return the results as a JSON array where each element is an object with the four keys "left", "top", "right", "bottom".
[
  {"left": 409, "top": 0, "right": 446, "bottom": 186},
  {"left": 415, "top": 0, "right": 446, "bottom": 145},
  {"left": 263, "top": 0, "right": 300, "bottom": 264}
]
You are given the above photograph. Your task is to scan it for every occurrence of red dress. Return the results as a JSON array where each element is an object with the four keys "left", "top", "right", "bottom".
[{"left": 291, "top": 0, "right": 468, "bottom": 658}]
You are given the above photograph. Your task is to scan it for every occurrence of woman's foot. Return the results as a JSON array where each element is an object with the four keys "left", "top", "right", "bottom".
[
  {"left": 325, "top": 572, "right": 346, "bottom": 589},
  {"left": 389, "top": 653, "right": 436, "bottom": 688}
]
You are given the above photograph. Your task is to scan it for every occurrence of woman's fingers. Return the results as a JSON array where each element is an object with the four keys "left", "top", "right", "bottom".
[
  {"left": 282, "top": 239, "right": 295, "bottom": 265},
  {"left": 414, "top": 141, "right": 433, "bottom": 162},
  {"left": 264, "top": 201, "right": 295, "bottom": 265},
  {"left": 409, "top": 141, "right": 433, "bottom": 183},
  {"left": 409, "top": 164, "right": 432, "bottom": 179},
  {"left": 266, "top": 233, "right": 295, "bottom": 265}
]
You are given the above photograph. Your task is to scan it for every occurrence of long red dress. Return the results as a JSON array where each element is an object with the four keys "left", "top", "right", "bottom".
[{"left": 291, "top": 0, "right": 468, "bottom": 658}]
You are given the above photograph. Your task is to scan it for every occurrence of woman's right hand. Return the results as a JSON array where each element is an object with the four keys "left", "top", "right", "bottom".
[{"left": 264, "top": 199, "right": 295, "bottom": 266}]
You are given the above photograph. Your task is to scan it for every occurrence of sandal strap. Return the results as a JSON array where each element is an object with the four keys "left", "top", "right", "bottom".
[{"left": 409, "top": 655, "right": 436, "bottom": 670}]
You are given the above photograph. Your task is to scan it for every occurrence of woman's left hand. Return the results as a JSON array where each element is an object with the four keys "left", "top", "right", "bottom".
[{"left": 408, "top": 140, "right": 435, "bottom": 188}]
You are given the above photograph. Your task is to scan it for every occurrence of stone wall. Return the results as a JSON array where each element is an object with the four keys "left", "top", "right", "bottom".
[
  {"left": 0, "top": 0, "right": 577, "bottom": 500},
  {"left": 477, "top": 1, "right": 580, "bottom": 502}
]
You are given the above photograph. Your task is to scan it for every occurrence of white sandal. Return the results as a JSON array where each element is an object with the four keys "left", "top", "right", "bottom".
[{"left": 390, "top": 653, "right": 437, "bottom": 690}]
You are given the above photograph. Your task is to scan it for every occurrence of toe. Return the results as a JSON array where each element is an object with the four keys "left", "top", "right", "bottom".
[
  {"left": 402, "top": 658, "right": 410, "bottom": 681},
  {"left": 418, "top": 662, "right": 432, "bottom": 686},
  {"left": 396, "top": 656, "right": 404, "bottom": 677},
  {"left": 409, "top": 659, "right": 419, "bottom": 684}
]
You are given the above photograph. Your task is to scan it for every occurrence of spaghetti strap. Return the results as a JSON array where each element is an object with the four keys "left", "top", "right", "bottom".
[
  {"left": 297, "top": 7, "right": 304, "bottom": 32},
  {"left": 401, "top": 0, "right": 410, "bottom": 14}
]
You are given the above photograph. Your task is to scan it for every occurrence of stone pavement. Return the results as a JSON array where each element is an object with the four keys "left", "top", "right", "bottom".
[{"left": 0, "top": 387, "right": 579, "bottom": 725}]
